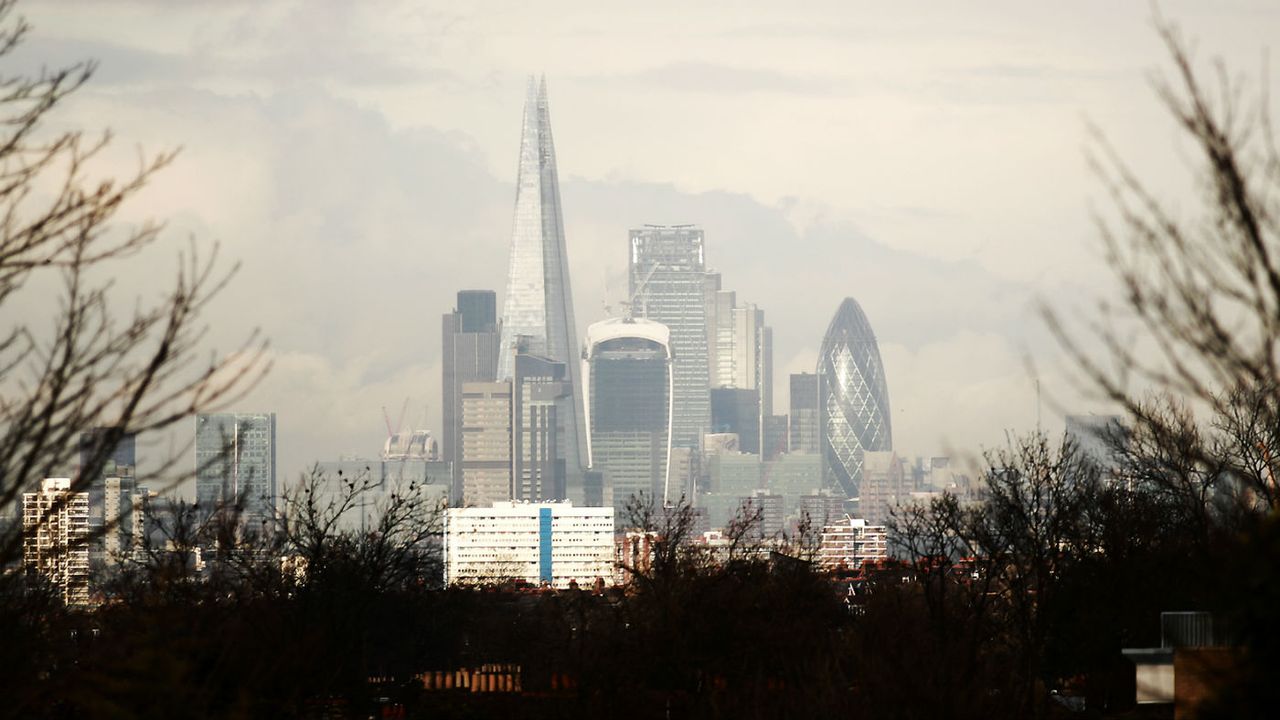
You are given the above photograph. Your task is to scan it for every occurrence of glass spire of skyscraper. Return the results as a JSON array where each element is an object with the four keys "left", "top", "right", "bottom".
[{"left": 496, "top": 76, "right": 587, "bottom": 482}]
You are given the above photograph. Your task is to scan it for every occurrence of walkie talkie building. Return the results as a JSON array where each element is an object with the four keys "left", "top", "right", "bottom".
[{"left": 818, "top": 298, "right": 892, "bottom": 500}]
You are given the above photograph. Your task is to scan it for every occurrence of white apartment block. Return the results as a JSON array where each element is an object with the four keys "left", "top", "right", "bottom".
[
  {"left": 444, "top": 501, "right": 614, "bottom": 589},
  {"left": 23, "top": 478, "right": 91, "bottom": 606},
  {"left": 817, "top": 515, "right": 888, "bottom": 571}
]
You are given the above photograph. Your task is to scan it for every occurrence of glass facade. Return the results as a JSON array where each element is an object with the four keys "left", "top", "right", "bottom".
[
  {"left": 789, "top": 372, "right": 820, "bottom": 454},
  {"left": 628, "top": 225, "right": 711, "bottom": 451},
  {"left": 584, "top": 318, "right": 672, "bottom": 511},
  {"left": 442, "top": 290, "right": 500, "bottom": 502},
  {"left": 195, "top": 413, "right": 277, "bottom": 523},
  {"left": 496, "top": 77, "right": 586, "bottom": 490},
  {"left": 512, "top": 353, "right": 570, "bottom": 502},
  {"left": 818, "top": 298, "right": 892, "bottom": 500}
]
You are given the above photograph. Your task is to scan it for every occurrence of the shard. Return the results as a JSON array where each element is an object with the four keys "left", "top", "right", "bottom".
[{"left": 496, "top": 77, "right": 587, "bottom": 491}]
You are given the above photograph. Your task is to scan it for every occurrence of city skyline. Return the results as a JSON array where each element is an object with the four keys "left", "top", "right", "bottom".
[{"left": 13, "top": 2, "right": 1278, "bottom": 492}]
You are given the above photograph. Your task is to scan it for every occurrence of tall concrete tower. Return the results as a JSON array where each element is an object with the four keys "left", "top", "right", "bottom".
[{"left": 496, "top": 77, "right": 587, "bottom": 496}]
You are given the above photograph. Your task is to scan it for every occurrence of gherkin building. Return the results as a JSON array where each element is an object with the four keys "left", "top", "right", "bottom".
[{"left": 818, "top": 297, "right": 892, "bottom": 500}]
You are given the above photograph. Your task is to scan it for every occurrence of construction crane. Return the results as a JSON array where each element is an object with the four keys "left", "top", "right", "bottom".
[{"left": 381, "top": 398, "right": 409, "bottom": 441}]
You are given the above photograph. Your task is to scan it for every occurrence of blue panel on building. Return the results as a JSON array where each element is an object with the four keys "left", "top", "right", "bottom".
[{"left": 539, "top": 507, "right": 553, "bottom": 584}]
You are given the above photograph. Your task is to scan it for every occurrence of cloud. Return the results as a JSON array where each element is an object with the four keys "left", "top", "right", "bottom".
[{"left": 580, "top": 62, "right": 850, "bottom": 97}]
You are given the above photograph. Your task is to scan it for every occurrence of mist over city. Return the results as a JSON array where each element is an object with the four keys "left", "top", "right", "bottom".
[{"left": 2, "top": 1, "right": 1279, "bottom": 718}]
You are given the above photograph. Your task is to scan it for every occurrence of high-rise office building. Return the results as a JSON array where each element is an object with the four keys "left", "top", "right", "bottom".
[
  {"left": 762, "top": 414, "right": 789, "bottom": 459},
  {"left": 707, "top": 289, "right": 773, "bottom": 453},
  {"left": 78, "top": 428, "right": 136, "bottom": 552},
  {"left": 442, "top": 290, "right": 500, "bottom": 500},
  {"left": 102, "top": 476, "right": 140, "bottom": 560},
  {"left": 495, "top": 77, "right": 587, "bottom": 494},
  {"left": 78, "top": 427, "right": 136, "bottom": 474},
  {"left": 818, "top": 298, "right": 892, "bottom": 500},
  {"left": 629, "top": 225, "right": 712, "bottom": 451},
  {"left": 195, "top": 413, "right": 277, "bottom": 525},
  {"left": 710, "top": 387, "right": 760, "bottom": 454},
  {"left": 23, "top": 478, "right": 90, "bottom": 606},
  {"left": 789, "top": 373, "right": 820, "bottom": 454},
  {"left": 512, "top": 352, "right": 571, "bottom": 502},
  {"left": 460, "top": 381, "right": 512, "bottom": 507},
  {"left": 583, "top": 318, "right": 673, "bottom": 511}
]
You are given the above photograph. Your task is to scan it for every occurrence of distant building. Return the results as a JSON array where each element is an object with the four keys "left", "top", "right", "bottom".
[
  {"left": 78, "top": 428, "right": 136, "bottom": 556},
  {"left": 629, "top": 225, "right": 712, "bottom": 451},
  {"left": 311, "top": 458, "right": 452, "bottom": 531},
  {"left": 444, "top": 501, "right": 614, "bottom": 589},
  {"left": 707, "top": 288, "right": 773, "bottom": 455},
  {"left": 460, "top": 382, "right": 512, "bottom": 507},
  {"left": 762, "top": 414, "right": 788, "bottom": 460},
  {"left": 860, "top": 451, "right": 906, "bottom": 527},
  {"left": 102, "top": 476, "right": 140, "bottom": 560},
  {"left": 78, "top": 427, "right": 136, "bottom": 474},
  {"left": 817, "top": 515, "right": 888, "bottom": 571},
  {"left": 742, "top": 490, "right": 785, "bottom": 539},
  {"left": 512, "top": 352, "right": 572, "bottom": 502},
  {"left": 195, "top": 413, "right": 277, "bottom": 525},
  {"left": 23, "top": 478, "right": 90, "bottom": 606},
  {"left": 788, "top": 373, "right": 820, "bottom": 454},
  {"left": 496, "top": 79, "right": 587, "bottom": 498},
  {"left": 797, "top": 491, "right": 847, "bottom": 530},
  {"left": 583, "top": 318, "right": 673, "bottom": 511},
  {"left": 710, "top": 387, "right": 760, "bottom": 454},
  {"left": 700, "top": 453, "right": 763, "bottom": 530},
  {"left": 818, "top": 298, "right": 892, "bottom": 500},
  {"left": 442, "top": 290, "right": 501, "bottom": 502},
  {"left": 762, "top": 453, "right": 826, "bottom": 520},
  {"left": 1065, "top": 414, "right": 1127, "bottom": 479}
]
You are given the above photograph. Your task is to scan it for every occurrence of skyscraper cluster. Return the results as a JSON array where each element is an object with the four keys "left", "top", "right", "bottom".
[{"left": 438, "top": 75, "right": 901, "bottom": 536}]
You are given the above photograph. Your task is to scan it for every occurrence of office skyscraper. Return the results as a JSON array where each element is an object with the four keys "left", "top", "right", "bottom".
[
  {"left": 442, "top": 290, "right": 500, "bottom": 499},
  {"left": 818, "top": 298, "right": 892, "bottom": 500},
  {"left": 460, "top": 382, "right": 512, "bottom": 508},
  {"left": 710, "top": 387, "right": 760, "bottom": 454},
  {"left": 789, "top": 372, "right": 820, "bottom": 453},
  {"left": 707, "top": 289, "right": 773, "bottom": 454},
  {"left": 77, "top": 428, "right": 136, "bottom": 552},
  {"left": 629, "top": 225, "right": 711, "bottom": 451},
  {"left": 195, "top": 413, "right": 277, "bottom": 524},
  {"left": 583, "top": 318, "right": 673, "bottom": 511},
  {"left": 496, "top": 77, "right": 587, "bottom": 494},
  {"left": 512, "top": 352, "right": 571, "bottom": 502}
]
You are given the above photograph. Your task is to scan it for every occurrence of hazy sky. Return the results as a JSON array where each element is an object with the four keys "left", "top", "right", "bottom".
[{"left": 15, "top": 1, "right": 1280, "bottom": 488}]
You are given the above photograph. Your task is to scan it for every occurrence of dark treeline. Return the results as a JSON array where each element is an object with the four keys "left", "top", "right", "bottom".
[{"left": 2, "top": 423, "right": 1278, "bottom": 719}]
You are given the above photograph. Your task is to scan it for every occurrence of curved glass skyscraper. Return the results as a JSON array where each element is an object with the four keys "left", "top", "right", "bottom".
[
  {"left": 583, "top": 318, "right": 673, "bottom": 510},
  {"left": 818, "top": 298, "right": 892, "bottom": 500}
]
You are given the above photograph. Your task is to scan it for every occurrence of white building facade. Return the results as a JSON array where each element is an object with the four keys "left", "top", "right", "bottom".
[
  {"left": 23, "top": 478, "right": 91, "bottom": 606},
  {"left": 817, "top": 515, "right": 888, "bottom": 571},
  {"left": 444, "top": 501, "right": 614, "bottom": 589}
]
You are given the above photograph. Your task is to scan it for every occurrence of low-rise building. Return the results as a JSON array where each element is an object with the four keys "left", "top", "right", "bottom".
[
  {"left": 817, "top": 515, "right": 888, "bottom": 571},
  {"left": 444, "top": 501, "right": 614, "bottom": 589}
]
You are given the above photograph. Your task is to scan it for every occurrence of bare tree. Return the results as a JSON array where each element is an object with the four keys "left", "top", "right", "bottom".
[
  {"left": 0, "top": 1, "right": 266, "bottom": 566},
  {"left": 1045, "top": 16, "right": 1280, "bottom": 513}
]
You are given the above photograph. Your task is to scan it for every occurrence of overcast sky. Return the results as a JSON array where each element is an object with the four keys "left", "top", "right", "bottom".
[{"left": 15, "top": 1, "right": 1280, "bottom": 489}]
